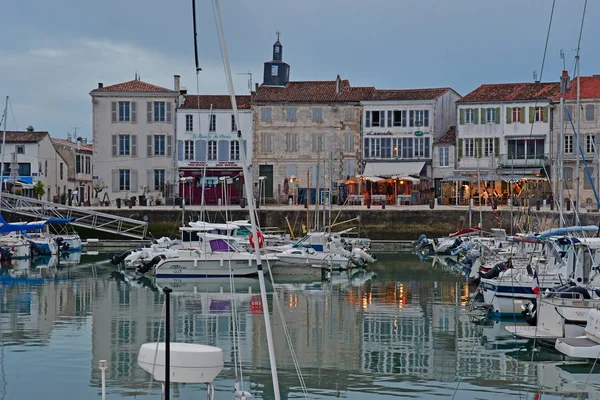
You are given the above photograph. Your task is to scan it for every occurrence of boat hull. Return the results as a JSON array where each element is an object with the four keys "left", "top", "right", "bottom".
[{"left": 155, "top": 256, "right": 262, "bottom": 278}]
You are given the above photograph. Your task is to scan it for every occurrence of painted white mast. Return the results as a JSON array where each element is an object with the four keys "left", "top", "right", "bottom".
[
  {"left": 211, "top": 1, "right": 281, "bottom": 400},
  {"left": 0, "top": 97, "right": 8, "bottom": 205}
]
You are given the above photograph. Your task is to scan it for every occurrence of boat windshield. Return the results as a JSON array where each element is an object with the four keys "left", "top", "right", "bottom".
[{"left": 209, "top": 238, "right": 242, "bottom": 252}]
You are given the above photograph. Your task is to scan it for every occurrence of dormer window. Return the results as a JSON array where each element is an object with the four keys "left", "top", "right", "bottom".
[{"left": 271, "top": 65, "right": 278, "bottom": 76}]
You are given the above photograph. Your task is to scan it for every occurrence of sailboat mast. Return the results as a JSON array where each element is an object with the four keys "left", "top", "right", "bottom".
[
  {"left": 575, "top": 56, "right": 581, "bottom": 218},
  {"left": 0, "top": 97, "right": 8, "bottom": 201},
  {"left": 559, "top": 96, "right": 565, "bottom": 227},
  {"left": 211, "top": 1, "right": 281, "bottom": 399}
]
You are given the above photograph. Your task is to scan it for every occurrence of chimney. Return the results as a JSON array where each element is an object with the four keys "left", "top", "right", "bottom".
[
  {"left": 255, "top": 83, "right": 259, "bottom": 92},
  {"left": 82, "top": 138, "right": 88, "bottom": 145},
  {"left": 180, "top": 87, "right": 188, "bottom": 95},
  {"left": 26, "top": 125, "right": 34, "bottom": 132},
  {"left": 98, "top": 82, "right": 103, "bottom": 89},
  {"left": 560, "top": 70, "right": 570, "bottom": 94},
  {"left": 174, "top": 75, "right": 181, "bottom": 92},
  {"left": 335, "top": 75, "right": 341, "bottom": 96}
]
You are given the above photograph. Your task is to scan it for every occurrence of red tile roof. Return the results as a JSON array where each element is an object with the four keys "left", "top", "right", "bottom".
[
  {"left": 371, "top": 88, "right": 454, "bottom": 101},
  {"left": 435, "top": 126, "right": 456, "bottom": 144},
  {"left": 1, "top": 131, "right": 48, "bottom": 143},
  {"left": 51, "top": 137, "right": 93, "bottom": 152},
  {"left": 555, "top": 76, "right": 600, "bottom": 100},
  {"left": 180, "top": 95, "right": 252, "bottom": 110},
  {"left": 253, "top": 78, "right": 375, "bottom": 103},
  {"left": 91, "top": 80, "right": 175, "bottom": 93},
  {"left": 457, "top": 82, "right": 560, "bottom": 103}
]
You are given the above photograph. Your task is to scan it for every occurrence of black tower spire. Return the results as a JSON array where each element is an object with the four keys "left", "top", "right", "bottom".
[{"left": 263, "top": 32, "right": 290, "bottom": 86}]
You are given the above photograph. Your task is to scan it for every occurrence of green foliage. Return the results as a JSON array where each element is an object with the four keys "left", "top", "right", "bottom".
[{"left": 33, "top": 180, "right": 45, "bottom": 199}]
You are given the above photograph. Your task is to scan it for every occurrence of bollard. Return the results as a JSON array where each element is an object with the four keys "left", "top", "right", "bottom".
[
  {"left": 536, "top": 199, "right": 541, "bottom": 211},
  {"left": 429, "top": 199, "right": 435, "bottom": 209},
  {"left": 381, "top": 201, "right": 385, "bottom": 210},
  {"left": 366, "top": 198, "right": 371, "bottom": 209}
]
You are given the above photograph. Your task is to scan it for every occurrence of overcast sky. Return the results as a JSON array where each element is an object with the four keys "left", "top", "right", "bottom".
[{"left": 0, "top": 0, "right": 597, "bottom": 140}]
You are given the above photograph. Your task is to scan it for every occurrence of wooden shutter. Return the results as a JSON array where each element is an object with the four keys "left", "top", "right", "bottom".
[
  {"left": 457, "top": 139, "right": 463, "bottom": 160},
  {"left": 476, "top": 138, "right": 482, "bottom": 158},
  {"left": 365, "top": 111, "right": 371, "bottom": 127},
  {"left": 196, "top": 140, "right": 207, "bottom": 161},
  {"left": 494, "top": 137, "right": 499, "bottom": 157},
  {"left": 519, "top": 107, "right": 525, "bottom": 123},
  {"left": 529, "top": 107, "right": 535, "bottom": 123},
  {"left": 131, "top": 135, "right": 138, "bottom": 157},
  {"left": 131, "top": 102, "right": 137, "bottom": 123},
  {"left": 473, "top": 108, "right": 479, "bottom": 124},
  {"left": 543, "top": 106, "right": 549, "bottom": 123},
  {"left": 147, "top": 169, "right": 154, "bottom": 190},
  {"left": 147, "top": 135, "right": 153, "bottom": 158},
  {"left": 166, "top": 102, "right": 172, "bottom": 123},
  {"left": 111, "top": 102, "right": 117, "bottom": 123},
  {"left": 495, "top": 107, "right": 500, "bottom": 124},
  {"left": 459, "top": 109, "right": 465, "bottom": 125},
  {"left": 130, "top": 170, "right": 138, "bottom": 193},
  {"left": 111, "top": 135, "right": 117, "bottom": 157},
  {"left": 506, "top": 107, "right": 512, "bottom": 124},
  {"left": 147, "top": 102, "right": 153, "bottom": 123},
  {"left": 218, "top": 140, "right": 229, "bottom": 161},
  {"left": 111, "top": 169, "right": 119, "bottom": 192},
  {"left": 177, "top": 140, "right": 184, "bottom": 161},
  {"left": 166, "top": 135, "right": 173, "bottom": 157}
]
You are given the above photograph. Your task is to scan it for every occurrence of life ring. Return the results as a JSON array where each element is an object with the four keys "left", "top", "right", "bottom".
[{"left": 249, "top": 231, "right": 265, "bottom": 249}]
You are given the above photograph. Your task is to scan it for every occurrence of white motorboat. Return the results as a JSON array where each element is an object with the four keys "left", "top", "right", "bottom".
[
  {"left": 555, "top": 307, "right": 600, "bottom": 359},
  {"left": 275, "top": 246, "right": 350, "bottom": 270}
]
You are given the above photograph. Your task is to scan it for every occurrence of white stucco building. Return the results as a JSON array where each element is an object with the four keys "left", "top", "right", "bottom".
[
  {"left": 52, "top": 136, "right": 94, "bottom": 204},
  {"left": 90, "top": 76, "right": 179, "bottom": 205},
  {"left": 176, "top": 94, "right": 253, "bottom": 205},
  {"left": 0, "top": 129, "right": 69, "bottom": 201}
]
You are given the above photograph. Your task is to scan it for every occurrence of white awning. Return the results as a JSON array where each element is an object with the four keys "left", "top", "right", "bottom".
[{"left": 362, "top": 162, "right": 425, "bottom": 178}]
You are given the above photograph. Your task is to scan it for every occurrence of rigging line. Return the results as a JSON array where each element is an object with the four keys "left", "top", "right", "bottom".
[
  {"left": 146, "top": 299, "right": 166, "bottom": 399},
  {"left": 7, "top": 100, "right": 18, "bottom": 132},
  {"left": 537, "top": 0, "right": 555, "bottom": 82}
]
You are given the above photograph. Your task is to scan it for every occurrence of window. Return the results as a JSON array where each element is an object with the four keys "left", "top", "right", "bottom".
[
  {"left": 59, "top": 163, "right": 64, "bottom": 180},
  {"left": 465, "top": 109, "right": 474, "bottom": 124},
  {"left": 285, "top": 132, "right": 298, "bottom": 152},
  {"left": 566, "top": 105, "right": 574, "bottom": 119},
  {"left": 286, "top": 107, "right": 297, "bottom": 122},
  {"left": 154, "top": 169, "right": 165, "bottom": 191},
  {"left": 311, "top": 133, "right": 324, "bottom": 152},
  {"left": 261, "top": 132, "right": 273, "bottom": 152},
  {"left": 507, "top": 139, "right": 544, "bottom": 159},
  {"left": 393, "top": 110, "right": 406, "bottom": 127},
  {"left": 231, "top": 115, "right": 237, "bottom": 131},
  {"left": 85, "top": 156, "right": 91, "bottom": 174},
  {"left": 484, "top": 138, "right": 494, "bottom": 157},
  {"left": 271, "top": 65, "right": 278, "bottom": 76},
  {"left": 402, "top": 137, "right": 413, "bottom": 159},
  {"left": 274, "top": 46, "right": 280, "bottom": 54},
  {"left": 381, "top": 138, "right": 392, "bottom": 158},
  {"left": 154, "top": 135, "right": 165, "bottom": 156},
  {"left": 366, "top": 111, "right": 381, "bottom": 127},
  {"left": 393, "top": 139, "right": 400, "bottom": 157},
  {"left": 344, "top": 133, "right": 354, "bottom": 153},
  {"left": 119, "top": 101, "right": 130, "bottom": 122},
  {"left": 564, "top": 135, "right": 573, "bottom": 154},
  {"left": 585, "top": 168, "right": 596, "bottom": 190},
  {"left": 367, "top": 138, "right": 381, "bottom": 158},
  {"left": 312, "top": 108, "right": 323, "bottom": 122},
  {"left": 414, "top": 137, "right": 430, "bottom": 158},
  {"left": 413, "top": 110, "right": 429, "bottom": 127},
  {"left": 207, "top": 140, "right": 217, "bottom": 160},
  {"left": 18, "top": 163, "right": 31, "bottom": 176},
  {"left": 439, "top": 147, "right": 449, "bottom": 167},
  {"left": 119, "top": 134, "right": 130, "bottom": 156},
  {"left": 185, "top": 115, "right": 193, "bottom": 132},
  {"left": 344, "top": 108, "right": 354, "bottom": 121},
  {"left": 535, "top": 106, "right": 545, "bottom": 122},
  {"left": 209, "top": 114, "right": 216, "bottom": 132},
  {"left": 76, "top": 155, "right": 81, "bottom": 174},
  {"left": 153, "top": 102, "right": 166, "bottom": 122},
  {"left": 119, "top": 169, "right": 130, "bottom": 191},
  {"left": 464, "top": 139, "right": 475, "bottom": 157},
  {"left": 512, "top": 107, "right": 521, "bottom": 123},
  {"left": 230, "top": 140, "right": 240, "bottom": 160},
  {"left": 16, "top": 145, "right": 25, "bottom": 154},
  {"left": 184, "top": 140, "right": 194, "bottom": 160},
  {"left": 486, "top": 108, "right": 496, "bottom": 123},
  {"left": 587, "top": 134, "right": 596, "bottom": 153},
  {"left": 586, "top": 104, "right": 595, "bottom": 121},
  {"left": 261, "top": 108, "right": 272, "bottom": 122}
]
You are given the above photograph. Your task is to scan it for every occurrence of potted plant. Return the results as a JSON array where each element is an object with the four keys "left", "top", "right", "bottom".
[{"left": 33, "top": 180, "right": 46, "bottom": 199}]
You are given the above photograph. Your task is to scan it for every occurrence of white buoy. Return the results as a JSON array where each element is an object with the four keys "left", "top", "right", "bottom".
[{"left": 137, "top": 343, "right": 224, "bottom": 384}]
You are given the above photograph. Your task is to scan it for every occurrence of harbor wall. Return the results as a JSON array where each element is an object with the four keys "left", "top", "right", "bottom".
[{"left": 6, "top": 207, "right": 600, "bottom": 240}]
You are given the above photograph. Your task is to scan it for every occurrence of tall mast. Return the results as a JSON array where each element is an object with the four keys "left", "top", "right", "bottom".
[
  {"left": 212, "top": 1, "right": 281, "bottom": 399},
  {"left": 575, "top": 56, "right": 581, "bottom": 219},
  {"left": 559, "top": 96, "right": 565, "bottom": 227},
  {"left": 0, "top": 97, "right": 8, "bottom": 205}
]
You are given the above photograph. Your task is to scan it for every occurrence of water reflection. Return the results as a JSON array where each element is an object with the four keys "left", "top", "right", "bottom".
[{"left": 0, "top": 253, "right": 598, "bottom": 399}]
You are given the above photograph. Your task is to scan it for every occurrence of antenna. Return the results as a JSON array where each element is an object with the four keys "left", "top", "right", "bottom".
[
  {"left": 533, "top": 70, "right": 538, "bottom": 82},
  {"left": 71, "top": 127, "right": 82, "bottom": 141},
  {"left": 560, "top": 49, "right": 566, "bottom": 70},
  {"left": 236, "top": 72, "right": 253, "bottom": 92}
]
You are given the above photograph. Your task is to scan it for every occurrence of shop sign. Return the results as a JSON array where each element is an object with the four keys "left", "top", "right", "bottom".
[
  {"left": 191, "top": 134, "right": 233, "bottom": 139},
  {"left": 365, "top": 131, "right": 393, "bottom": 136},
  {"left": 414, "top": 131, "right": 424, "bottom": 137}
]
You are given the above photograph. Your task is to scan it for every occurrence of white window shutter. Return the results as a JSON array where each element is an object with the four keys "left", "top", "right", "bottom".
[
  {"left": 147, "top": 135, "right": 153, "bottom": 158},
  {"left": 166, "top": 135, "right": 173, "bottom": 157},
  {"left": 111, "top": 102, "right": 117, "bottom": 123},
  {"left": 147, "top": 169, "right": 154, "bottom": 190},
  {"left": 166, "top": 102, "right": 172, "bottom": 123},
  {"left": 131, "top": 102, "right": 137, "bottom": 123},
  {"left": 111, "top": 169, "right": 119, "bottom": 192},
  {"left": 131, "top": 135, "right": 138, "bottom": 157},
  {"left": 147, "top": 102, "right": 153, "bottom": 123},
  {"left": 111, "top": 135, "right": 117, "bottom": 157},
  {"left": 131, "top": 170, "right": 138, "bottom": 192}
]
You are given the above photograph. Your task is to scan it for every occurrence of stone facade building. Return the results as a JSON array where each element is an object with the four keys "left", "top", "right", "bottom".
[
  {"left": 51, "top": 136, "right": 93, "bottom": 204},
  {"left": 252, "top": 38, "right": 368, "bottom": 203}
]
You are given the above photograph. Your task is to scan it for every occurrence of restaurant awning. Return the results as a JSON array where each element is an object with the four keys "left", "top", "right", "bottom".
[{"left": 362, "top": 162, "right": 425, "bottom": 178}]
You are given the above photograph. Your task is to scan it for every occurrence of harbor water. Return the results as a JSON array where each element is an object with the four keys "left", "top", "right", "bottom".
[{"left": 0, "top": 252, "right": 597, "bottom": 399}]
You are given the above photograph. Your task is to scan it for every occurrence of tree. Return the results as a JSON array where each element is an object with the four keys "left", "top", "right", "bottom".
[
  {"left": 93, "top": 179, "right": 108, "bottom": 198},
  {"left": 33, "top": 180, "right": 45, "bottom": 199}
]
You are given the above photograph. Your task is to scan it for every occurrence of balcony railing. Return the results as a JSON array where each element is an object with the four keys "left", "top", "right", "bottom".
[{"left": 497, "top": 154, "right": 550, "bottom": 168}]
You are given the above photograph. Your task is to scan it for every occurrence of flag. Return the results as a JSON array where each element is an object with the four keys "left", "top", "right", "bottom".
[
  {"left": 302, "top": 224, "right": 307, "bottom": 233},
  {"left": 532, "top": 271, "right": 540, "bottom": 295}
]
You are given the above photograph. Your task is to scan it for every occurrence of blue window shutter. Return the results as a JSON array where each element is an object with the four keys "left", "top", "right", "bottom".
[
  {"left": 196, "top": 140, "right": 207, "bottom": 161},
  {"left": 177, "top": 140, "right": 184, "bottom": 161},
  {"left": 218, "top": 140, "right": 229, "bottom": 161}
]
